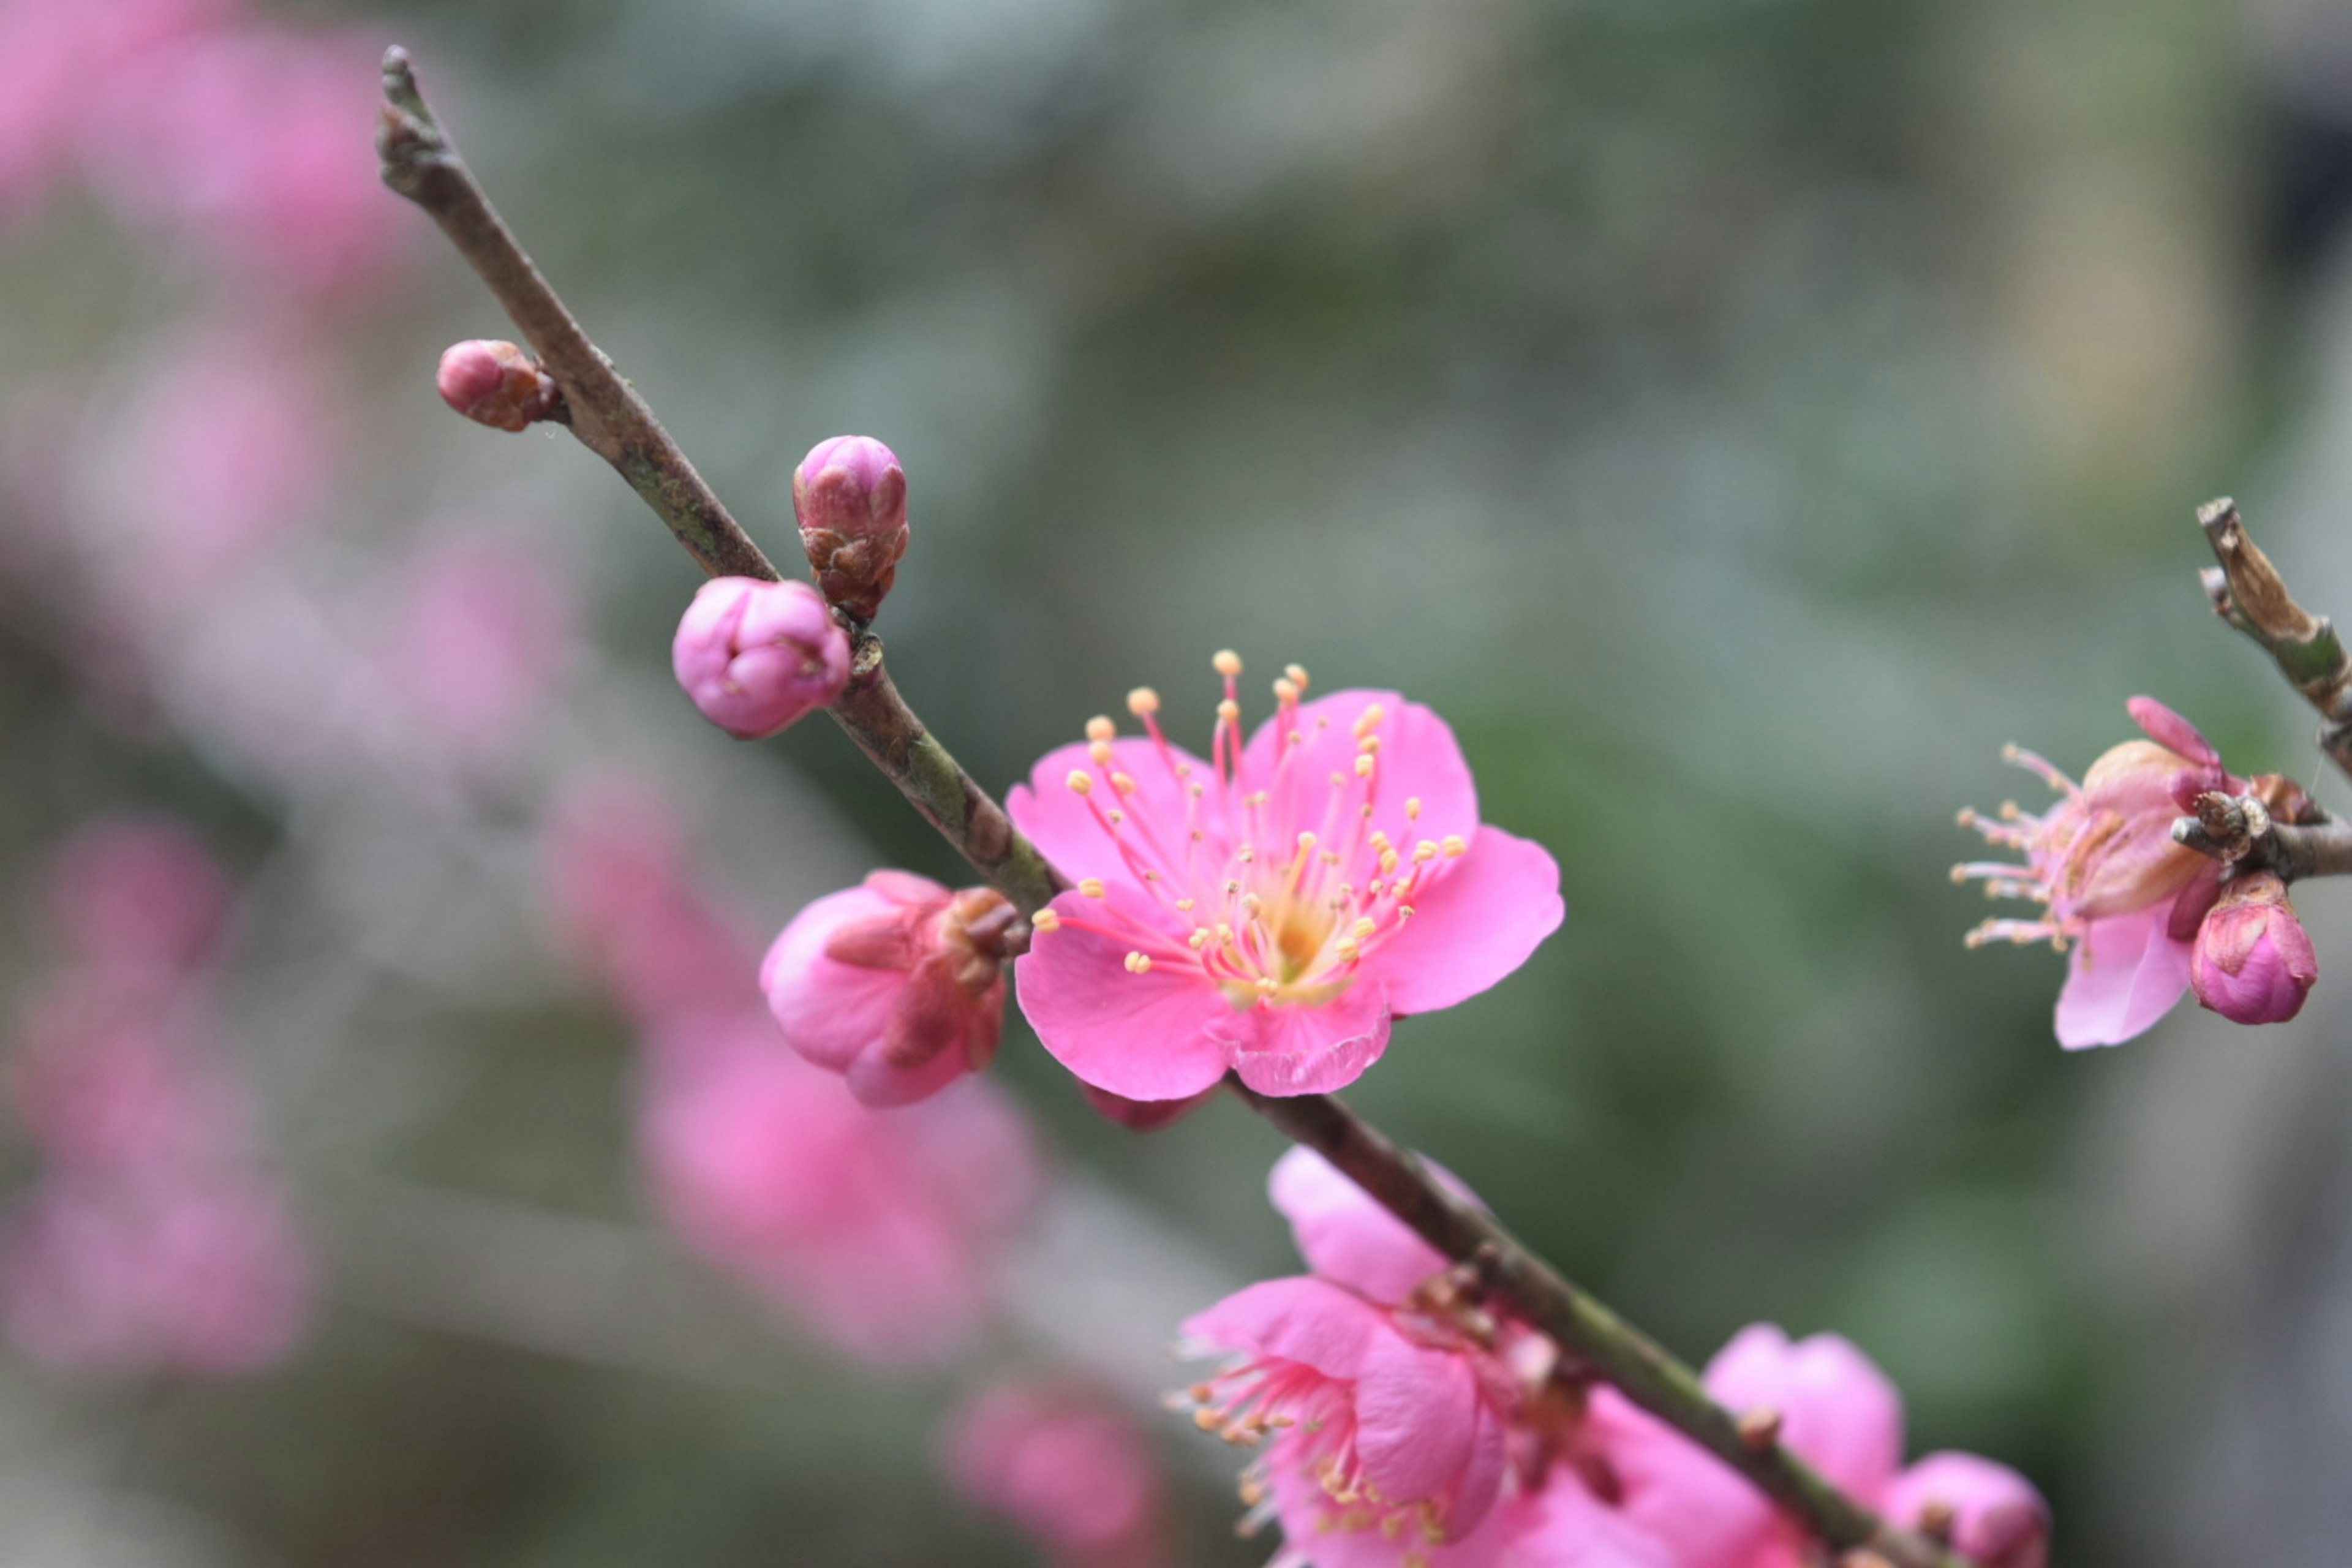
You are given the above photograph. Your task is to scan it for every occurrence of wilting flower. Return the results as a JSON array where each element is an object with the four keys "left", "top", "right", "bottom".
[
  {"left": 1180, "top": 1150, "right": 1518, "bottom": 1561},
  {"left": 673, "top": 576, "right": 852, "bottom": 740},
  {"left": 2189, "top": 870, "right": 2318, "bottom": 1026},
  {"left": 639, "top": 1019, "right": 1038, "bottom": 1366},
  {"left": 1954, "top": 696, "right": 2236, "bottom": 1048},
  {"left": 1012, "top": 656, "right": 1563, "bottom": 1099},
  {"left": 794, "top": 435, "right": 908, "bottom": 623},
  {"left": 762, "top": 870, "right": 1015, "bottom": 1108},
  {"left": 941, "top": 1380, "right": 1169, "bottom": 1568}
]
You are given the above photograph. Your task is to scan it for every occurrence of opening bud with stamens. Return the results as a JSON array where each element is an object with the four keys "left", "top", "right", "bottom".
[{"left": 793, "top": 435, "right": 908, "bottom": 622}]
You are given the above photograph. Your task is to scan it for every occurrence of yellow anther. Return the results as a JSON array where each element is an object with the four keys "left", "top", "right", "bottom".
[
  {"left": 1355, "top": 755, "right": 1375, "bottom": 778},
  {"left": 1404, "top": 796, "right": 1422, "bottom": 820},
  {"left": 1368, "top": 879, "right": 1384, "bottom": 896},
  {"left": 1089, "top": 740, "right": 1113, "bottom": 766},
  {"left": 1112, "top": 772, "right": 1138, "bottom": 794},
  {"left": 1193, "top": 1408, "right": 1224, "bottom": 1432},
  {"left": 1030, "top": 909, "right": 1061, "bottom": 932},
  {"left": 1379, "top": 851, "right": 1400, "bottom": 876},
  {"left": 1440, "top": 834, "right": 1466, "bottom": 858},
  {"left": 1357, "top": 735, "right": 1380, "bottom": 754},
  {"left": 1213, "top": 649, "right": 1243, "bottom": 677},
  {"left": 1256, "top": 976, "right": 1279, "bottom": 996},
  {"left": 1285, "top": 663, "right": 1310, "bottom": 690},
  {"left": 1999, "top": 801, "right": 2021, "bottom": 821},
  {"left": 1414, "top": 840, "right": 1439, "bottom": 862},
  {"left": 1175, "top": 897, "right": 1196, "bottom": 912},
  {"left": 1296, "top": 831, "right": 1317, "bottom": 852},
  {"left": 1330, "top": 772, "right": 1346, "bottom": 788},
  {"left": 1080, "top": 878, "right": 1106, "bottom": 899},
  {"left": 1085, "top": 715, "right": 1115, "bottom": 742},
  {"left": 1218, "top": 699, "right": 1241, "bottom": 723},
  {"left": 1124, "top": 951, "right": 1153, "bottom": 974},
  {"left": 1954, "top": 807, "right": 1977, "bottom": 827},
  {"left": 1066, "top": 770, "right": 1093, "bottom": 795},
  {"left": 1273, "top": 677, "right": 1299, "bottom": 704},
  {"left": 1369, "top": 831, "right": 1393, "bottom": 853},
  {"left": 1335, "top": 938, "right": 1360, "bottom": 962},
  {"left": 1352, "top": 703, "right": 1385, "bottom": 739},
  {"left": 1237, "top": 847, "right": 1256, "bottom": 864},
  {"left": 1189, "top": 929, "right": 1212, "bottom": 950},
  {"left": 1352, "top": 917, "right": 1376, "bottom": 940},
  {"left": 1948, "top": 865, "right": 1969, "bottom": 884},
  {"left": 1397, "top": 904, "right": 1415, "bottom": 919},
  {"left": 2000, "top": 742, "right": 2021, "bottom": 763},
  {"left": 1242, "top": 892, "right": 1263, "bottom": 914},
  {"left": 1109, "top": 810, "right": 1126, "bottom": 826},
  {"left": 1128, "top": 687, "right": 1161, "bottom": 716}
]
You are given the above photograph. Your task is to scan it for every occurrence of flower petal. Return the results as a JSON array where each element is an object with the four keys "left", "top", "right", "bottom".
[
  {"left": 1269, "top": 1145, "right": 1474, "bottom": 1304},
  {"left": 1213, "top": 982, "right": 1392, "bottom": 1096},
  {"left": 1354, "top": 1329, "right": 1485, "bottom": 1510},
  {"left": 1881, "top": 1452, "right": 2049, "bottom": 1568},
  {"left": 1357, "top": 826, "right": 1564, "bottom": 1016},
  {"left": 1012, "top": 888, "right": 1233, "bottom": 1101},
  {"left": 1703, "top": 1324, "right": 1902, "bottom": 1502},
  {"left": 2054, "top": 902, "right": 2192, "bottom": 1050},
  {"left": 1180, "top": 1275, "right": 1381, "bottom": 1381},
  {"left": 1007, "top": 736, "right": 1211, "bottom": 895},
  {"left": 763, "top": 885, "right": 923, "bottom": 1077},
  {"left": 1242, "top": 690, "right": 1479, "bottom": 855}
]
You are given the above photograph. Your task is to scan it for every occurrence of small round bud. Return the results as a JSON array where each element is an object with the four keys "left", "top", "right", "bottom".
[
  {"left": 793, "top": 435, "right": 908, "bottom": 622},
  {"left": 672, "top": 577, "right": 851, "bottom": 740},
  {"left": 436, "top": 340, "right": 561, "bottom": 432},
  {"left": 2190, "top": 870, "right": 2318, "bottom": 1025}
]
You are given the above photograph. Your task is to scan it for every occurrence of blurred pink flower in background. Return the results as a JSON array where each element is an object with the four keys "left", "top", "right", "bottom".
[
  {"left": 541, "top": 776, "right": 766, "bottom": 1027},
  {"left": 104, "top": 318, "right": 342, "bottom": 586},
  {"left": 379, "top": 533, "right": 578, "bottom": 766},
  {"left": 1012, "top": 662, "right": 1562, "bottom": 1100},
  {"left": 941, "top": 1379, "right": 1170, "bottom": 1568},
  {"left": 0, "top": 816, "right": 314, "bottom": 1377},
  {"left": 639, "top": 1019, "right": 1038, "bottom": 1366}
]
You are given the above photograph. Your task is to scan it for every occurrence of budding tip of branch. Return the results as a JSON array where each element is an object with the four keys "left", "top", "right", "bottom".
[{"left": 1735, "top": 1406, "right": 1782, "bottom": 1452}]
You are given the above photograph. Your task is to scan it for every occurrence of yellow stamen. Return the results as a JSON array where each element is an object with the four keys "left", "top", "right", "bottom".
[
  {"left": 1124, "top": 951, "right": 1153, "bottom": 974},
  {"left": 1354, "top": 755, "right": 1375, "bottom": 778},
  {"left": 1085, "top": 715, "right": 1115, "bottom": 742},
  {"left": 1285, "top": 663, "right": 1310, "bottom": 690},
  {"left": 1352, "top": 703, "right": 1385, "bottom": 739},
  {"left": 1080, "top": 878, "right": 1106, "bottom": 899},
  {"left": 1404, "top": 796, "right": 1422, "bottom": 820},
  {"left": 1213, "top": 649, "right": 1243, "bottom": 677},
  {"left": 1218, "top": 699, "right": 1240, "bottom": 723},
  {"left": 1128, "top": 687, "right": 1161, "bottom": 716},
  {"left": 1440, "top": 834, "right": 1466, "bottom": 858},
  {"left": 1112, "top": 772, "right": 1137, "bottom": 794},
  {"left": 1066, "top": 770, "right": 1093, "bottom": 795},
  {"left": 1030, "top": 909, "right": 1060, "bottom": 932}
]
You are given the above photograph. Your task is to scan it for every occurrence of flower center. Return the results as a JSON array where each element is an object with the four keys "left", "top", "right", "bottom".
[{"left": 1038, "top": 654, "right": 1466, "bottom": 1009}]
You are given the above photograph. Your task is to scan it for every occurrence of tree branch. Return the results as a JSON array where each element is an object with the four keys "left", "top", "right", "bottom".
[
  {"left": 2175, "top": 810, "right": 2352, "bottom": 883},
  {"left": 375, "top": 49, "right": 1962, "bottom": 1568},
  {"left": 2198, "top": 497, "right": 2352, "bottom": 782}
]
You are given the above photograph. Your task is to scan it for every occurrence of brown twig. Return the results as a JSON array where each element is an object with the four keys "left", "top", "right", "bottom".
[
  {"left": 2198, "top": 497, "right": 2352, "bottom": 783},
  {"left": 2175, "top": 810, "right": 2352, "bottom": 883},
  {"left": 375, "top": 49, "right": 1963, "bottom": 1568}
]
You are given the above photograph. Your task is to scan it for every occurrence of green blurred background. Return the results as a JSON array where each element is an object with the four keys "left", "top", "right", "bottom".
[{"left": 9, "top": 0, "right": 2352, "bottom": 1562}]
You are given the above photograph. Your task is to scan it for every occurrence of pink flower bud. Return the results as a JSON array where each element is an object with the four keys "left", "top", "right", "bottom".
[
  {"left": 761, "top": 872, "right": 1013, "bottom": 1107},
  {"left": 2190, "top": 870, "right": 2318, "bottom": 1025},
  {"left": 435, "top": 340, "right": 561, "bottom": 432},
  {"left": 793, "top": 435, "right": 908, "bottom": 623},
  {"left": 671, "top": 577, "right": 851, "bottom": 740}
]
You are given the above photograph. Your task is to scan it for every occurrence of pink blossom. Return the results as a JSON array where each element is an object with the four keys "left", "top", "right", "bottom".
[
  {"left": 1955, "top": 696, "right": 2237, "bottom": 1048},
  {"left": 672, "top": 576, "right": 852, "bottom": 740},
  {"left": 761, "top": 871, "right": 1014, "bottom": 1107},
  {"left": 0, "top": 1167, "right": 312, "bottom": 1376},
  {"left": 638, "top": 1019, "right": 1038, "bottom": 1366},
  {"left": 1181, "top": 1150, "right": 1517, "bottom": 1559},
  {"left": 437, "top": 340, "right": 562, "bottom": 432},
  {"left": 941, "top": 1381, "right": 1169, "bottom": 1568},
  {"left": 2189, "top": 869, "right": 2318, "bottom": 1025},
  {"left": 7, "top": 992, "right": 245, "bottom": 1172},
  {"left": 540, "top": 777, "right": 766, "bottom": 1030},
  {"left": 107, "top": 318, "right": 341, "bottom": 584},
  {"left": 381, "top": 535, "right": 578, "bottom": 765},
  {"left": 44, "top": 816, "right": 232, "bottom": 978},
  {"left": 794, "top": 435, "right": 908, "bottom": 622},
  {"left": 1880, "top": 1452, "right": 2050, "bottom": 1568},
  {"left": 81, "top": 23, "right": 407, "bottom": 298},
  {"left": 1011, "top": 659, "right": 1563, "bottom": 1099}
]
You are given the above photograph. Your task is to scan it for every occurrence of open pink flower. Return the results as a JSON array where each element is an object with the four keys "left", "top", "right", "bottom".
[
  {"left": 1955, "top": 696, "right": 2236, "bottom": 1048},
  {"left": 1180, "top": 1150, "right": 1517, "bottom": 1561},
  {"left": 762, "top": 870, "right": 1014, "bottom": 1108},
  {"left": 941, "top": 1380, "right": 1169, "bottom": 1568},
  {"left": 1011, "top": 657, "right": 1562, "bottom": 1099},
  {"left": 639, "top": 1019, "right": 1038, "bottom": 1366}
]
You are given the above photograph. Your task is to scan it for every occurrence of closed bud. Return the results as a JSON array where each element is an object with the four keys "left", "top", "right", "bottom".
[
  {"left": 793, "top": 435, "right": 907, "bottom": 622},
  {"left": 435, "top": 339, "right": 562, "bottom": 432},
  {"left": 762, "top": 873, "right": 1014, "bottom": 1107},
  {"left": 2190, "top": 870, "right": 2318, "bottom": 1025},
  {"left": 672, "top": 577, "right": 851, "bottom": 740}
]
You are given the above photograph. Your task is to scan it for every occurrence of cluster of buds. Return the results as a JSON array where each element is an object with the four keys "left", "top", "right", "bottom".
[{"left": 1956, "top": 697, "right": 2322, "bottom": 1044}]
